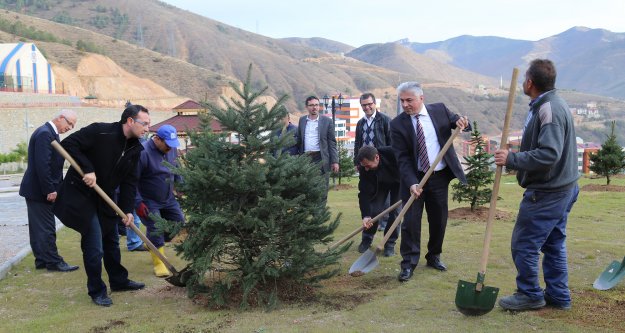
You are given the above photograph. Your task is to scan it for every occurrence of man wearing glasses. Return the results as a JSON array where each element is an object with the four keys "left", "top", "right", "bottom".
[
  {"left": 53, "top": 105, "right": 150, "bottom": 307},
  {"left": 20, "top": 109, "right": 79, "bottom": 272},
  {"left": 353, "top": 93, "right": 393, "bottom": 250},
  {"left": 296, "top": 96, "right": 339, "bottom": 206}
]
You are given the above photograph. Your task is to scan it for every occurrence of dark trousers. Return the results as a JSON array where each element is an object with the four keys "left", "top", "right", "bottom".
[
  {"left": 26, "top": 199, "right": 64, "bottom": 268},
  {"left": 143, "top": 199, "right": 185, "bottom": 248},
  {"left": 362, "top": 187, "right": 400, "bottom": 248},
  {"left": 400, "top": 168, "right": 452, "bottom": 270},
  {"left": 80, "top": 213, "right": 129, "bottom": 298},
  {"left": 307, "top": 151, "right": 330, "bottom": 206},
  {"left": 512, "top": 184, "right": 579, "bottom": 305}
]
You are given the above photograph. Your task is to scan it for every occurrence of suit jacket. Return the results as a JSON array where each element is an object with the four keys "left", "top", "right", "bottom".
[
  {"left": 19, "top": 122, "right": 64, "bottom": 202},
  {"left": 358, "top": 146, "right": 400, "bottom": 218},
  {"left": 390, "top": 103, "right": 468, "bottom": 197},
  {"left": 353, "top": 111, "right": 392, "bottom": 165},
  {"left": 296, "top": 115, "right": 338, "bottom": 172},
  {"left": 53, "top": 122, "right": 144, "bottom": 234}
]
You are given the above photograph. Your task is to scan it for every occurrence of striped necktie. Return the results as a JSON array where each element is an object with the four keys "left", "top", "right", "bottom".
[{"left": 416, "top": 115, "right": 429, "bottom": 172}]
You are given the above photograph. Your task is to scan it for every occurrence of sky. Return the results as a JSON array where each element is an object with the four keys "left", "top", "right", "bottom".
[{"left": 161, "top": 0, "right": 625, "bottom": 47}]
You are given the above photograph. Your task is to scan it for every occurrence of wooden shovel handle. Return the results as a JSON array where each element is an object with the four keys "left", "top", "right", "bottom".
[
  {"left": 329, "top": 200, "right": 402, "bottom": 250},
  {"left": 377, "top": 126, "right": 463, "bottom": 251},
  {"left": 479, "top": 68, "right": 519, "bottom": 275},
  {"left": 51, "top": 141, "right": 178, "bottom": 274}
]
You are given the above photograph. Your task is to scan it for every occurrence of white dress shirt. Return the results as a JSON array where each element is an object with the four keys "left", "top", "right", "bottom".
[
  {"left": 304, "top": 116, "right": 320, "bottom": 152},
  {"left": 411, "top": 105, "right": 447, "bottom": 171}
]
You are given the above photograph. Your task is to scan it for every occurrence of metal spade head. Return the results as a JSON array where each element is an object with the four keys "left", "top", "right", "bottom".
[
  {"left": 455, "top": 279, "right": 499, "bottom": 316},
  {"left": 349, "top": 249, "right": 379, "bottom": 276},
  {"left": 593, "top": 257, "right": 625, "bottom": 290},
  {"left": 165, "top": 265, "right": 192, "bottom": 287}
]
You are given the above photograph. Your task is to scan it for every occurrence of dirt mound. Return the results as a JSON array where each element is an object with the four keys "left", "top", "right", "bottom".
[
  {"left": 581, "top": 184, "right": 625, "bottom": 192},
  {"left": 448, "top": 206, "right": 514, "bottom": 222}
]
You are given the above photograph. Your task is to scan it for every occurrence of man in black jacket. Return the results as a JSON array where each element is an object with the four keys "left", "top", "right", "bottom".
[
  {"left": 356, "top": 146, "right": 400, "bottom": 257},
  {"left": 53, "top": 105, "right": 150, "bottom": 307}
]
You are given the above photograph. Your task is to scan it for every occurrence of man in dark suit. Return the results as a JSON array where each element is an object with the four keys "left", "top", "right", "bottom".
[
  {"left": 356, "top": 146, "right": 400, "bottom": 257},
  {"left": 19, "top": 110, "right": 79, "bottom": 272},
  {"left": 390, "top": 81, "right": 469, "bottom": 282},
  {"left": 53, "top": 105, "right": 150, "bottom": 307},
  {"left": 296, "top": 96, "right": 339, "bottom": 204},
  {"left": 354, "top": 92, "right": 393, "bottom": 234}
]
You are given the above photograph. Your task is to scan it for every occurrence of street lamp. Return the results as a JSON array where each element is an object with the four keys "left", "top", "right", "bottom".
[{"left": 322, "top": 93, "right": 343, "bottom": 124}]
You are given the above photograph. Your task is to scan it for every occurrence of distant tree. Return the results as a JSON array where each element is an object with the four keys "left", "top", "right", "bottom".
[
  {"left": 452, "top": 121, "right": 495, "bottom": 211},
  {"left": 332, "top": 141, "right": 356, "bottom": 185},
  {"left": 589, "top": 121, "right": 625, "bottom": 185}
]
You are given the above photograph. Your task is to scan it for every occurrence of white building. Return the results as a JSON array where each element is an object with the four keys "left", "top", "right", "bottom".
[{"left": 0, "top": 42, "right": 55, "bottom": 94}]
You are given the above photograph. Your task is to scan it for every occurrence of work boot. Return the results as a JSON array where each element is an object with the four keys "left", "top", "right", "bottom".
[
  {"left": 499, "top": 292, "right": 546, "bottom": 311},
  {"left": 151, "top": 247, "right": 171, "bottom": 277},
  {"left": 383, "top": 246, "right": 395, "bottom": 257},
  {"left": 544, "top": 293, "right": 571, "bottom": 310}
]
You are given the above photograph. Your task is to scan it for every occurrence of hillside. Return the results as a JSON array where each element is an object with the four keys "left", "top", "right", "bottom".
[
  {"left": 280, "top": 37, "right": 355, "bottom": 54},
  {"left": 400, "top": 27, "right": 625, "bottom": 99}
]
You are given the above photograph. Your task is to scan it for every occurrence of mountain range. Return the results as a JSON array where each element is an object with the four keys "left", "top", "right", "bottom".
[{"left": 0, "top": 0, "right": 623, "bottom": 143}]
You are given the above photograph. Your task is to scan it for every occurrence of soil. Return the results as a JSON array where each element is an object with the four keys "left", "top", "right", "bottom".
[
  {"left": 535, "top": 289, "right": 625, "bottom": 332},
  {"left": 448, "top": 206, "right": 514, "bottom": 222},
  {"left": 581, "top": 184, "right": 625, "bottom": 192},
  {"left": 333, "top": 184, "right": 354, "bottom": 191}
]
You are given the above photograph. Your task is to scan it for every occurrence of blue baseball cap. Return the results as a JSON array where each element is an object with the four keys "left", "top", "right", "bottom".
[{"left": 156, "top": 125, "right": 180, "bottom": 148}]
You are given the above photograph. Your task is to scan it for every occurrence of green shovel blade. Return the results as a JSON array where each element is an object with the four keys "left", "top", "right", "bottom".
[
  {"left": 593, "top": 257, "right": 625, "bottom": 291},
  {"left": 455, "top": 279, "right": 499, "bottom": 316}
]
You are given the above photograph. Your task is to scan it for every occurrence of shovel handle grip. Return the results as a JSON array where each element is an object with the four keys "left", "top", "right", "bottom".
[
  {"left": 479, "top": 68, "right": 519, "bottom": 274},
  {"left": 51, "top": 141, "right": 178, "bottom": 274},
  {"left": 329, "top": 200, "right": 402, "bottom": 250},
  {"left": 377, "top": 127, "right": 463, "bottom": 251}
]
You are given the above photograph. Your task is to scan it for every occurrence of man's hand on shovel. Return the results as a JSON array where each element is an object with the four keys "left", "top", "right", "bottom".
[
  {"left": 122, "top": 213, "right": 134, "bottom": 227},
  {"left": 362, "top": 217, "right": 373, "bottom": 230},
  {"left": 409, "top": 185, "right": 423, "bottom": 198}
]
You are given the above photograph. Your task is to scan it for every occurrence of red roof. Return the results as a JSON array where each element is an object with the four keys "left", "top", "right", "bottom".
[
  {"left": 150, "top": 115, "right": 222, "bottom": 134},
  {"left": 173, "top": 100, "right": 203, "bottom": 110}
]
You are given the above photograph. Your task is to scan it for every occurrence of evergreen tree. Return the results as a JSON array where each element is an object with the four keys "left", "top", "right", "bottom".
[
  {"left": 167, "top": 65, "right": 346, "bottom": 308},
  {"left": 332, "top": 141, "right": 356, "bottom": 185},
  {"left": 590, "top": 121, "right": 625, "bottom": 185},
  {"left": 452, "top": 121, "right": 495, "bottom": 211}
]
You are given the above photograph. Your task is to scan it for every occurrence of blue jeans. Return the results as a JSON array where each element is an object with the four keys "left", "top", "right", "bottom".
[
  {"left": 80, "top": 213, "right": 129, "bottom": 298},
  {"left": 511, "top": 184, "right": 579, "bottom": 306},
  {"left": 126, "top": 211, "right": 144, "bottom": 251}
]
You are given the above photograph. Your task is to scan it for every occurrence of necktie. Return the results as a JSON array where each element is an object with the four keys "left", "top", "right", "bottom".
[{"left": 416, "top": 115, "right": 429, "bottom": 172}]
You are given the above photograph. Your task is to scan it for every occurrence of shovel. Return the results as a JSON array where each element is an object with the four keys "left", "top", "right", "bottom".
[
  {"left": 593, "top": 256, "right": 625, "bottom": 290},
  {"left": 349, "top": 126, "right": 463, "bottom": 276},
  {"left": 328, "top": 200, "right": 402, "bottom": 250},
  {"left": 51, "top": 141, "right": 190, "bottom": 287},
  {"left": 455, "top": 67, "right": 519, "bottom": 316}
]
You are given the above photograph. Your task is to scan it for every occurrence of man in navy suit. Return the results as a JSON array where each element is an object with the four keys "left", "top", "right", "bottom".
[
  {"left": 390, "top": 82, "right": 469, "bottom": 282},
  {"left": 19, "top": 109, "right": 79, "bottom": 272}
]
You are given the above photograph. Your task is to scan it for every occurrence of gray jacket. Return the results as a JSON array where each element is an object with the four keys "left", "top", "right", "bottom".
[
  {"left": 297, "top": 115, "right": 338, "bottom": 173},
  {"left": 506, "top": 90, "right": 579, "bottom": 191}
]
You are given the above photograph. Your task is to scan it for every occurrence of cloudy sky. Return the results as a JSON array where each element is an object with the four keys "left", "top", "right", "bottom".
[{"left": 161, "top": 0, "right": 625, "bottom": 47}]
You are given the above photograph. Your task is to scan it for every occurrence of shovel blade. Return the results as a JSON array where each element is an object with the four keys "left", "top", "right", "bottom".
[
  {"left": 165, "top": 265, "right": 192, "bottom": 287},
  {"left": 593, "top": 258, "right": 625, "bottom": 290},
  {"left": 455, "top": 279, "right": 499, "bottom": 316},
  {"left": 349, "top": 249, "right": 379, "bottom": 276}
]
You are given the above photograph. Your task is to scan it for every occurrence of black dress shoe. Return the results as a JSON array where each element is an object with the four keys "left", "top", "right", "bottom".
[
  {"left": 35, "top": 264, "right": 46, "bottom": 270},
  {"left": 92, "top": 295, "right": 113, "bottom": 307},
  {"left": 47, "top": 262, "right": 79, "bottom": 272},
  {"left": 357, "top": 241, "right": 372, "bottom": 253},
  {"left": 397, "top": 266, "right": 415, "bottom": 282},
  {"left": 426, "top": 257, "right": 447, "bottom": 271},
  {"left": 129, "top": 245, "right": 148, "bottom": 252},
  {"left": 383, "top": 247, "right": 395, "bottom": 257},
  {"left": 111, "top": 280, "right": 145, "bottom": 292}
]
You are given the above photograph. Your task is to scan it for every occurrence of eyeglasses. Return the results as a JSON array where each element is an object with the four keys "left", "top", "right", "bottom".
[
  {"left": 61, "top": 115, "right": 75, "bottom": 129},
  {"left": 361, "top": 102, "right": 375, "bottom": 108},
  {"left": 132, "top": 118, "right": 150, "bottom": 127}
]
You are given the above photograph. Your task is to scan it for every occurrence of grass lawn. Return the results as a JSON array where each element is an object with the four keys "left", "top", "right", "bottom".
[{"left": 1, "top": 174, "right": 624, "bottom": 332}]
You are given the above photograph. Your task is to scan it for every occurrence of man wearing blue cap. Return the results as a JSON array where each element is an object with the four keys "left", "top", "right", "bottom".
[{"left": 135, "top": 124, "right": 185, "bottom": 277}]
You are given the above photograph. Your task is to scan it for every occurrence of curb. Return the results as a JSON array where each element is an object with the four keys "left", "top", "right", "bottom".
[{"left": 0, "top": 223, "right": 64, "bottom": 281}]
